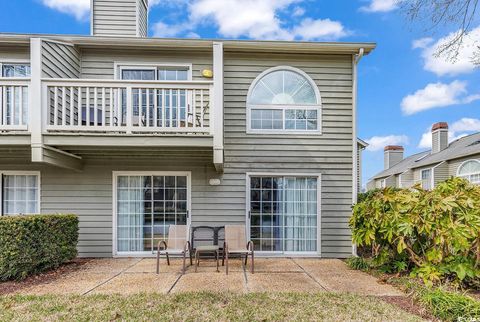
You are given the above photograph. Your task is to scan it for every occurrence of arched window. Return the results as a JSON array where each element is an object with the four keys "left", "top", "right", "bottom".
[
  {"left": 247, "top": 66, "right": 321, "bottom": 133},
  {"left": 457, "top": 160, "right": 480, "bottom": 184}
]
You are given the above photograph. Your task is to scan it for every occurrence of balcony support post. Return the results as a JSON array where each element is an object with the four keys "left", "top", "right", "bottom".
[
  {"left": 213, "top": 42, "right": 224, "bottom": 172},
  {"left": 30, "top": 38, "right": 44, "bottom": 162}
]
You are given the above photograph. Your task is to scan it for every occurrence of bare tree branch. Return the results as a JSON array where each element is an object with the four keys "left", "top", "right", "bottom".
[{"left": 399, "top": 0, "right": 480, "bottom": 65}]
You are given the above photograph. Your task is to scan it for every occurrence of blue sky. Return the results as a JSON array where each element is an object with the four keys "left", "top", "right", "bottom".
[{"left": 1, "top": 0, "right": 479, "bottom": 187}]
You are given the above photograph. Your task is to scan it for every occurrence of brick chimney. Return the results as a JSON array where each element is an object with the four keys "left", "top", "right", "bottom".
[
  {"left": 91, "top": 0, "right": 148, "bottom": 37},
  {"left": 384, "top": 145, "right": 404, "bottom": 170},
  {"left": 431, "top": 122, "right": 449, "bottom": 154}
]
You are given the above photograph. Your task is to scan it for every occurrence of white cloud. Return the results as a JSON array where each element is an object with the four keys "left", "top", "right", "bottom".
[
  {"left": 412, "top": 37, "right": 433, "bottom": 49},
  {"left": 152, "top": 22, "right": 192, "bottom": 38},
  {"left": 414, "top": 26, "right": 480, "bottom": 76},
  {"left": 401, "top": 80, "right": 480, "bottom": 115},
  {"left": 41, "top": 0, "right": 162, "bottom": 20},
  {"left": 360, "top": 0, "right": 398, "bottom": 13},
  {"left": 293, "top": 18, "right": 348, "bottom": 41},
  {"left": 292, "top": 6, "right": 305, "bottom": 17},
  {"left": 153, "top": 0, "right": 349, "bottom": 41},
  {"left": 366, "top": 135, "right": 409, "bottom": 152},
  {"left": 40, "top": 0, "right": 90, "bottom": 20},
  {"left": 418, "top": 118, "right": 480, "bottom": 148}
]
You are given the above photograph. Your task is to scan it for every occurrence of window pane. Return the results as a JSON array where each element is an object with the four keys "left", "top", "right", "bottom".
[
  {"left": 248, "top": 69, "right": 317, "bottom": 105},
  {"left": 2, "top": 64, "right": 31, "bottom": 77},
  {"left": 2, "top": 174, "right": 39, "bottom": 215},
  {"left": 249, "top": 176, "right": 318, "bottom": 253}
]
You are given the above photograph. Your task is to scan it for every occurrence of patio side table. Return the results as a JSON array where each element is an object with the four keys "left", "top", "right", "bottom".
[{"left": 194, "top": 245, "right": 220, "bottom": 272}]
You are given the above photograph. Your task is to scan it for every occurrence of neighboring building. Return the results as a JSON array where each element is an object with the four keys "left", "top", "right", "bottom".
[
  {"left": 367, "top": 122, "right": 480, "bottom": 190},
  {"left": 0, "top": 0, "right": 375, "bottom": 258}
]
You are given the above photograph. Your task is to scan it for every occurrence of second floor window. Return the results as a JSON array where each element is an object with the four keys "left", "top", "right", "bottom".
[
  {"left": 1, "top": 64, "right": 31, "bottom": 77},
  {"left": 247, "top": 67, "right": 321, "bottom": 134},
  {"left": 119, "top": 66, "right": 190, "bottom": 81}
]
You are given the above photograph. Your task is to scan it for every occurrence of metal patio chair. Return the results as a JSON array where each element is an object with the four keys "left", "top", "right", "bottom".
[
  {"left": 156, "top": 225, "right": 192, "bottom": 274},
  {"left": 222, "top": 225, "right": 254, "bottom": 275}
]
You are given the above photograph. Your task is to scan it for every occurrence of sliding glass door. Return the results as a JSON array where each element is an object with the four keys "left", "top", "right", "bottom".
[
  {"left": 115, "top": 173, "right": 189, "bottom": 254},
  {"left": 248, "top": 175, "right": 319, "bottom": 254}
]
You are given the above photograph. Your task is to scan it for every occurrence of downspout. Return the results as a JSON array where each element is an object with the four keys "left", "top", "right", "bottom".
[{"left": 352, "top": 48, "right": 364, "bottom": 257}]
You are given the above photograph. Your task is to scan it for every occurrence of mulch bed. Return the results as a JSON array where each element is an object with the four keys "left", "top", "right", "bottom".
[{"left": 0, "top": 258, "right": 91, "bottom": 296}]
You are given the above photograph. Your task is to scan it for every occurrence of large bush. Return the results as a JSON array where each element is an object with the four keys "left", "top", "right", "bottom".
[
  {"left": 0, "top": 214, "right": 78, "bottom": 281},
  {"left": 350, "top": 177, "right": 480, "bottom": 286}
]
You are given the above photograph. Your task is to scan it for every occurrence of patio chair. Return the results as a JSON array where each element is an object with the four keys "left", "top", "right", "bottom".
[
  {"left": 222, "top": 225, "right": 254, "bottom": 275},
  {"left": 156, "top": 225, "right": 192, "bottom": 274}
]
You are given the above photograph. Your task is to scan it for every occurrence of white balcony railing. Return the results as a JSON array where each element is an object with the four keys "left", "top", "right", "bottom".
[
  {"left": 0, "top": 78, "right": 29, "bottom": 131},
  {"left": 42, "top": 79, "right": 213, "bottom": 134}
]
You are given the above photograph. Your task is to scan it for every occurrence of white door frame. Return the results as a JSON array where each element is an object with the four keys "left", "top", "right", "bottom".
[
  {"left": 112, "top": 171, "right": 192, "bottom": 257},
  {"left": 245, "top": 172, "right": 322, "bottom": 257}
]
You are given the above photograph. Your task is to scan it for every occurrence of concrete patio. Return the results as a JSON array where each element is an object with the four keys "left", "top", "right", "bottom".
[{"left": 15, "top": 258, "right": 402, "bottom": 296}]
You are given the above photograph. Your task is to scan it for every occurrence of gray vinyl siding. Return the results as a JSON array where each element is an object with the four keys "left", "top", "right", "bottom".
[
  {"left": 0, "top": 153, "right": 220, "bottom": 257},
  {"left": 138, "top": 0, "right": 148, "bottom": 37},
  {"left": 223, "top": 52, "right": 354, "bottom": 258},
  {"left": 385, "top": 176, "right": 395, "bottom": 187},
  {"left": 357, "top": 147, "right": 361, "bottom": 193},
  {"left": 80, "top": 48, "right": 212, "bottom": 80},
  {"left": 448, "top": 153, "right": 480, "bottom": 177},
  {"left": 41, "top": 41, "right": 80, "bottom": 78},
  {"left": 92, "top": 0, "right": 141, "bottom": 37},
  {"left": 433, "top": 162, "right": 449, "bottom": 185},
  {"left": 399, "top": 170, "right": 414, "bottom": 188},
  {"left": 0, "top": 45, "right": 30, "bottom": 61}
]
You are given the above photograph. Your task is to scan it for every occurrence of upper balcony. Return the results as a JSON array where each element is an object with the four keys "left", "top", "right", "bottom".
[{"left": 0, "top": 37, "right": 224, "bottom": 172}]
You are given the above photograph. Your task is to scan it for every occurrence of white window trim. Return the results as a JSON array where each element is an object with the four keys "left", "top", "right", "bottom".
[
  {"left": 0, "top": 171, "right": 41, "bottom": 216},
  {"left": 246, "top": 66, "right": 322, "bottom": 135},
  {"left": 114, "top": 62, "right": 193, "bottom": 81},
  {"left": 245, "top": 172, "right": 322, "bottom": 257},
  {"left": 112, "top": 171, "right": 192, "bottom": 257},
  {"left": 0, "top": 60, "right": 31, "bottom": 79},
  {"left": 457, "top": 159, "right": 480, "bottom": 183}
]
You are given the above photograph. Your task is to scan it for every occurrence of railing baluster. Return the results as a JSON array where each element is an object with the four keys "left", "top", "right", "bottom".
[
  {"left": 162, "top": 89, "right": 165, "bottom": 128},
  {"left": 192, "top": 89, "right": 196, "bottom": 128},
  {"left": 102, "top": 87, "right": 106, "bottom": 126},
  {"left": 153, "top": 89, "right": 158, "bottom": 127},
  {"left": 0, "top": 86, "right": 3, "bottom": 126},
  {"left": 169, "top": 89, "right": 173, "bottom": 128},
  {"left": 77, "top": 87, "right": 82, "bottom": 127},
  {"left": 54, "top": 86, "right": 58, "bottom": 126},
  {"left": 70, "top": 86, "right": 74, "bottom": 126},
  {"left": 86, "top": 87, "right": 90, "bottom": 128},
  {"left": 126, "top": 86, "right": 133, "bottom": 133},
  {"left": 11, "top": 86, "right": 16, "bottom": 126},
  {"left": 19, "top": 86, "right": 23, "bottom": 126},
  {"left": 200, "top": 90, "right": 204, "bottom": 128},
  {"left": 94, "top": 87, "right": 98, "bottom": 127},
  {"left": 109, "top": 88, "right": 113, "bottom": 128},
  {"left": 61, "top": 86, "right": 66, "bottom": 126},
  {"left": 146, "top": 88, "right": 150, "bottom": 128}
]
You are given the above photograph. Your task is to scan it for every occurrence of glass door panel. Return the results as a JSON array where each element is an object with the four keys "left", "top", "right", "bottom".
[
  {"left": 117, "top": 174, "right": 188, "bottom": 253},
  {"left": 249, "top": 176, "right": 318, "bottom": 253}
]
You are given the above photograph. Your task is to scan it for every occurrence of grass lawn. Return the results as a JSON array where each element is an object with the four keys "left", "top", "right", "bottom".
[{"left": 0, "top": 292, "right": 423, "bottom": 321}]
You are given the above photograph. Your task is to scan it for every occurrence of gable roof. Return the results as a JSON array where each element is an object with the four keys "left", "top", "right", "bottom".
[
  {"left": 412, "top": 132, "right": 480, "bottom": 168},
  {"left": 372, "top": 151, "right": 429, "bottom": 180},
  {"left": 371, "top": 132, "right": 480, "bottom": 180}
]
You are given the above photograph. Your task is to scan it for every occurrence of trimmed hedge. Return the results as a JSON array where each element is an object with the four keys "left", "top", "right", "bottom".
[{"left": 0, "top": 214, "right": 78, "bottom": 281}]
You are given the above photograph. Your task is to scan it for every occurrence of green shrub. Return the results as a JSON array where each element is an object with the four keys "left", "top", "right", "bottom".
[
  {"left": 410, "top": 284, "right": 480, "bottom": 321},
  {"left": 0, "top": 214, "right": 78, "bottom": 281},
  {"left": 346, "top": 257, "right": 371, "bottom": 271},
  {"left": 350, "top": 177, "right": 480, "bottom": 286}
]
